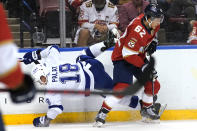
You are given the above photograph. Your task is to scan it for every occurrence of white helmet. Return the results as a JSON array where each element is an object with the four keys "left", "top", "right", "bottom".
[{"left": 31, "top": 64, "right": 49, "bottom": 85}]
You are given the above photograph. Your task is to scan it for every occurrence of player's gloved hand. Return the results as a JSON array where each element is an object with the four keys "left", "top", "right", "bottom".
[
  {"left": 152, "top": 69, "right": 158, "bottom": 80},
  {"left": 23, "top": 49, "right": 41, "bottom": 64},
  {"left": 101, "top": 30, "right": 116, "bottom": 51},
  {"left": 9, "top": 74, "right": 36, "bottom": 103},
  {"left": 145, "top": 39, "right": 158, "bottom": 56},
  {"left": 144, "top": 58, "right": 158, "bottom": 80},
  {"left": 138, "top": 57, "right": 155, "bottom": 85}
]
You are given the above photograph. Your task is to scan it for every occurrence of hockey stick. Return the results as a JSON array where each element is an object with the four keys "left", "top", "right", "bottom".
[{"left": 10, "top": 57, "right": 155, "bottom": 96}]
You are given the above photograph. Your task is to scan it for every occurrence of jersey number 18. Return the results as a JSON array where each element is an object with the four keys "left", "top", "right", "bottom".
[{"left": 59, "top": 64, "right": 80, "bottom": 84}]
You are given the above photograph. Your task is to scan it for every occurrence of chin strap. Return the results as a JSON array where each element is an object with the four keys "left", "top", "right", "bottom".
[{"left": 145, "top": 16, "right": 152, "bottom": 28}]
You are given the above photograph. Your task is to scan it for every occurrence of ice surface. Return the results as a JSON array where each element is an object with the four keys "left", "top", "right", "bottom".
[{"left": 6, "top": 120, "right": 197, "bottom": 131}]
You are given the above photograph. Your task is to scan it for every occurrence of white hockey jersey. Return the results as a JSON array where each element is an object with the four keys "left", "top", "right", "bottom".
[
  {"left": 78, "top": 0, "right": 119, "bottom": 32},
  {"left": 40, "top": 46, "right": 94, "bottom": 92}
]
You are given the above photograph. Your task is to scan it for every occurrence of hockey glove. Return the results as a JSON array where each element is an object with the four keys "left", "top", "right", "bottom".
[
  {"left": 9, "top": 74, "right": 36, "bottom": 103},
  {"left": 145, "top": 39, "right": 158, "bottom": 56},
  {"left": 23, "top": 49, "right": 41, "bottom": 64},
  {"left": 140, "top": 63, "right": 154, "bottom": 83},
  {"left": 101, "top": 30, "right": 116, "bottom": 51},
  {"left": 144, "top": 58, "right": 158, "bottom": 80}
]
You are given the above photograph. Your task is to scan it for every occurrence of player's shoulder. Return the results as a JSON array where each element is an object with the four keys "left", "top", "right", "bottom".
[
  {"left": 83, "top": 0, "right": 93, "bottom": 8},
  {"left": 127, "top": 14, "right": 144, "bottom": 29},
  {"left": 107, "top": 1, "right": 115, "bottom": 8},
  {"left": 133, "top": 14, "right": 144, "bottom": 24}
]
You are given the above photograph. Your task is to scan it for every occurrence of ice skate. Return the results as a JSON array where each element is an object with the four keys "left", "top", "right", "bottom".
[
  {"left": 139, "top": 99, "right": 160, "bottom": 123},
  {"left": 93, "top": 108, "right": 109, "bottom": 127},
  {"left": 33, "top": 115, "right": 52, "bottom": 127}
]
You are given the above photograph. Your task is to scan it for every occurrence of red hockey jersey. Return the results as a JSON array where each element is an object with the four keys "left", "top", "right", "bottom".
[
  {"left": 0, "top": 3, "right": 24, "bottom": 88},
  {"left": 112, "top": 14, "right": 160, "bottom": 68}
]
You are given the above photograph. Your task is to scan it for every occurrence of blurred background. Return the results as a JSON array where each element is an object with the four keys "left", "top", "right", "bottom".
[{"left": 1, "top": 0, "right": 197, "bottom": 48}]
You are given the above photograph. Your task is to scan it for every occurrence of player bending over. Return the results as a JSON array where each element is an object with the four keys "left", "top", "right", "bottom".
[
  {"left": 94, "top": 3, "right": 164, "bottom": 127},
  {"left": 22, "top": 32, "right": 138, "bottom": 127}
]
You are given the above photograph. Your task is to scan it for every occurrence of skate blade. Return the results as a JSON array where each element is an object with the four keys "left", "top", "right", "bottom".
[
  {"left": 159, "top": 104, "right": 167, "bottom": 117},
  {"left": 141, "top": 117, "right": 160, "bottom": 124},
  {"left": 93, "top": 121, "right": 104, "bottom": 128}
]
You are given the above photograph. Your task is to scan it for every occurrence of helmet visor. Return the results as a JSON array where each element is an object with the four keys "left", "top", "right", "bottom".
[{"left": 151, "top": 14, "right": 164, "bottom": 23}]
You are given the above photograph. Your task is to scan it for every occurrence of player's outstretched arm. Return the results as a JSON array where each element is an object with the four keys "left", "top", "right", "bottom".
[
  {"left": 79, "top": 30, "right": 117, "bottom": 60},
  {"left": 22, "top": 45, "right": 60, "bottom": 65}
]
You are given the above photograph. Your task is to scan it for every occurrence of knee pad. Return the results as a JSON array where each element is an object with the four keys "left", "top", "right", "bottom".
[
  {"left": 144, "top": 80, "right": 160, "bottom": 95},
  {"left": 113, "top": 83, "right": 129, "bottom": 98}
]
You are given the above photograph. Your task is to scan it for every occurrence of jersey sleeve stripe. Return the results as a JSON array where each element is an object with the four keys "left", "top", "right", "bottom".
[
  {"left": 122, "top": 46, "right": 139, "bottom": 57},
  {"left": 78, "top": 20, "right": 89, "bottom": 26},
  {"left": 0, "top": 40, "right": 14, "bottom": 46},
  {"left": 0, "top": 63, "right": 24, "bottom": 88}
]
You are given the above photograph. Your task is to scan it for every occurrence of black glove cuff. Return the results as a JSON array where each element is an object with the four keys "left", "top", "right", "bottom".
[
  {"left": 36, "top": 49, "right": 42, "bottom": 60},
  {"left": 10, "top": 74, "right": 36, "bottom": 103}
]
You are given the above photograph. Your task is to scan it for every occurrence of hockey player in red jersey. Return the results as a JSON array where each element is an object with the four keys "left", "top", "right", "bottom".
[
  {"left": 94, "top": 3, "right": 164, "bottom": 127},
  {"left": 0, "top": 3, "right": 35, "bottom": 131}
]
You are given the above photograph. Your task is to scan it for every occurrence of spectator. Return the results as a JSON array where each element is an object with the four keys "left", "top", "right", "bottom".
[
  {"left": 75, "top": 0, "right": 119, "bottom": 47},
  {"left": 118, "top": 0, "right": 149, "bottom": 32},
  {"left": 187, "top": 20, "right": 197, "bottom": 44},
  {"left": 165, "top": 0, "right": 196, "bottom": 42}
]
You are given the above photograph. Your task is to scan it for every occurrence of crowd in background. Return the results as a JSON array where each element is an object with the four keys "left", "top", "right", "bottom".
[{"left": 1, "top": 0, "right": 197, "bottom": 47}]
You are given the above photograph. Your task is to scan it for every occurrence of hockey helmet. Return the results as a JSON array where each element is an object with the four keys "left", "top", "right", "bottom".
[
  {"left": 144, "top": 3, "right": 164, "bottom": 23},
  {"left": 92, "top": 0, "right": 106, "bottom": 11},
  {"left": 31, "top": 63, "right": 49, "bottom": 85}
]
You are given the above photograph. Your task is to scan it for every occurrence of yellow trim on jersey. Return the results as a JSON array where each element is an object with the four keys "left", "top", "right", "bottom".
[
  {"left": 0, "top": 63, "right": 18, "bottom": 78},
  {"left": 3, "top": 110, "right": 197, "bottom": 125},
  {"left": 0, "top": 40, "right": 14, "bottom": 46},
  {"left": 85, "top": 1, "right": 92, "bottom": 8},
  {"left": 108, "top": 2, "right": 115, "bottom": 8}
]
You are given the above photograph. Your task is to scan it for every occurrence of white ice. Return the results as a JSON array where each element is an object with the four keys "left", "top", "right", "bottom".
[{"left": 6, "top": 120, "right": 197, "bottom": 131}]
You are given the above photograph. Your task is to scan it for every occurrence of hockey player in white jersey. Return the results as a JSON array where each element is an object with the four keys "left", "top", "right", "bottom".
[{"left": 22, "top": 32, "right": 139, "bottom": 127}]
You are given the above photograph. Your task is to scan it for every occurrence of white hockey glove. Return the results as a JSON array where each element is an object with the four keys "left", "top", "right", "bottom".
[{"left": 111, "top": 28, "right": 120, "bottom": 43}]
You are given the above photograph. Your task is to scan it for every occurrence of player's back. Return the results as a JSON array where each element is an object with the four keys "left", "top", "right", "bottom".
[
  {"left": 47, "top": 62, "right": 86, "bottom": 91},
  {"left": 39, "top": 46, "right": 87, "bottom": 91}
]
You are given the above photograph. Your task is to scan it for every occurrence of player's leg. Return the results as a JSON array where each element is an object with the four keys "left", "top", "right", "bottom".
[
  {"left": 140, "top": 80, "right": 161, "bottom": 120},
  {"left": 89, "top": 58, "right": 113, "bottom": 91},
  {"left": 133, "top": 67, "right": 161, "bottom": 120},
  {"left": 33, "top": 94, "right": 63, "bottom": 127},
  {"left": 94, "top": 60, "right": 138, "bottom": 127},
  {"left": 77, "top": 28, "right": 91, "bottom": 47}
]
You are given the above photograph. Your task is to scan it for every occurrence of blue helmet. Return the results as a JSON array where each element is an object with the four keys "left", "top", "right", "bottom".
[{"left": 144, "top": 3, "right": 164, "bottom": 23}]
